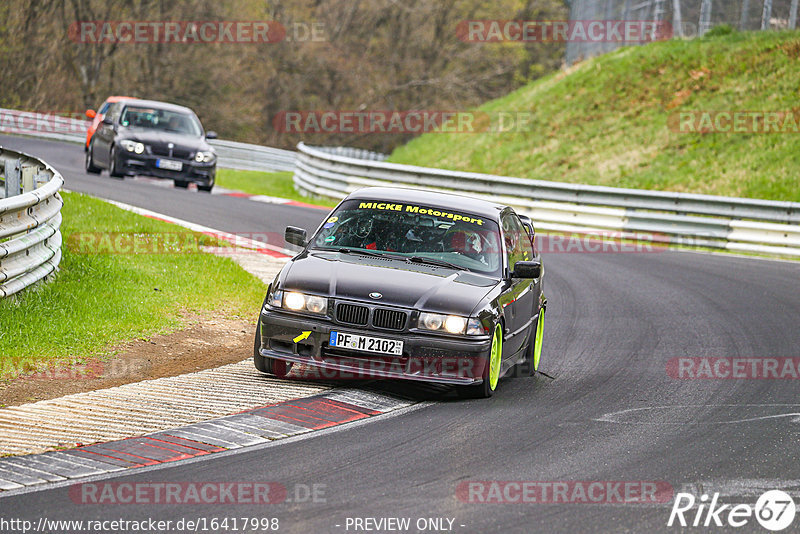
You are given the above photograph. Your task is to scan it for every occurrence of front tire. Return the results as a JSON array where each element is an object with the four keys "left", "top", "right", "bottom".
[
  {"left": 108, "top": 146, "right": 124, "bottom": 178},
  {"left": 197, "top": 184, "right": 213, "bottom": 193},
  {"left": 253, "top": 311, "right": 292, "bottom": 378},
  {"left": 85, "top": 143, "right": 101, "bottom": 174},
  {"left": 174, "top": 180, "right": 189, "bottom": 189},
  {"left": 458, "top": 322, "right": 502, "bottom": 399}
]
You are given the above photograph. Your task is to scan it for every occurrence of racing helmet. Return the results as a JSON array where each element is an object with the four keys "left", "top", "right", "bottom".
[{"left": 448, "top": 227, "right": 483, "bottom": 255}]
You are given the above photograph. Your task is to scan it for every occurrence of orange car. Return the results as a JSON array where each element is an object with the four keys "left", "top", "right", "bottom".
[{"left": 84, "top": 96, "right": 136, "bottom": 151}]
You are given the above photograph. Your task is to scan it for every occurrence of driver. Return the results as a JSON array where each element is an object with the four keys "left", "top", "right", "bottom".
[
  {"left": 356, "top": 216, "right": 402, "bottom": 251},
  {"left": 330, "top": 214, "right": 380, "bottom": 249},
  {"left": 446, "top": 226, "right": 484, "bottom": 259},
  {"left": 166, "top": 115, "right": 185, "bottom": 132}
]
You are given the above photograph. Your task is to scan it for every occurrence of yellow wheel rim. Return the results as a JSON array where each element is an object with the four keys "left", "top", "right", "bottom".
[
  {"left": 533, "top": 309, "right": 545, "bottom": 372},
  {"left": 488, "top": 324, "right": 502, "bottom": 390}
]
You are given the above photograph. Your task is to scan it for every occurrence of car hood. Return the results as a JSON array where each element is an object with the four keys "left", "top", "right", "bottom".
[
  {"left": 118, "top": 128, "right": 211, "bottom": 151},
  {"left": 280, "top": 252, "right": 499, "bottom": 313}
]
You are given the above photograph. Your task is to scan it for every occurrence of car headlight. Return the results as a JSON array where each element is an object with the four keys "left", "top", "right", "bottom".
[
  {"left": 268, "top": 290, "right": 328, "bottom": 315},
  {"left": 195, "top": 151, "right": 215, "bottom": 163},
  {"left": 418, "top": 313, "right": 484, "bottom": 335},
  {"left": 284, "top": 292, "right": 306, "bottom": 310},
  {"left": 444, "top": 315, "right": 468, "bottom": 334},
  {"left": 120, "top": 140, "right": 145, "bottom": 154}
]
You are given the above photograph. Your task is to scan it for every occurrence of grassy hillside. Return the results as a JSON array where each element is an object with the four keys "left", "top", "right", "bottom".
[{"left": 389, "top": 30, "right": 800, "bottom": 202}]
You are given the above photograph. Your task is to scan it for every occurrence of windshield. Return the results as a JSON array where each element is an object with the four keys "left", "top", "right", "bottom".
[
  {"left": 120, "top": 106, "right": 203, "bottom": 136},
  {"left": 310, "top": 199, "right": 503, "bottom": 276}
]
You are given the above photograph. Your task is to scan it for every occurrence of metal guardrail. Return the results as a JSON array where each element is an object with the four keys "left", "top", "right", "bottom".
[
  {"left": 0, "top": 107, "right": 297, "bottom": 173},
  {"left": 209, "top": 139, "right": 296, "bottom": 172},
  {"left": 294, "top": 142, "right": 800, "bottom": 258},
  {"left": 313, "top": 146, "right": 388, "bottom": 162},
  {"left": 3, "top": 107, "right": 799, "bottom": 259},
  {"left": 0, "top": 148, "right": 64, "bottom": 298}
]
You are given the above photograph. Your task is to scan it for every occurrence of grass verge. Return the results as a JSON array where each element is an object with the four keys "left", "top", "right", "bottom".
[
  {"left": 389, "top": 30, "right": 800, "bottom": 202},
  {"left": 0, "top": 191, "right": 266, "bottom": 379},
  {"left": 216, "top": 168, "right": 339, "bottom": 207}
]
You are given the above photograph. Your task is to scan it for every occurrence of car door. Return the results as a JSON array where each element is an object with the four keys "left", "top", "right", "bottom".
[
  {"left": 92, "top": 102, "right": 121, "bottom": 166},
  {"left": 498, "top": 211, "right": 536, "bottom": 358},
  {"left": 88, "top": 100, "right": 112, "bottom": 145}
]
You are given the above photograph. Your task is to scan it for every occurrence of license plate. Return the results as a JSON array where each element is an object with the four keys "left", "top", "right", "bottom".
[
  {"left": 156, "top": 159, "right": 183, "bottom": 171},
  {"left": 329, "top": 331, "right": 403, "bottom": 356}
]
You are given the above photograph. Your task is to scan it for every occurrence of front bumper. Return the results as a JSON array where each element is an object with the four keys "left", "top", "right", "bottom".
[
  {"left": 118, "top": 153, "right": 216, "bottom": 184},
  {"left": 259, "top": 309, "right": 492, "bottom": 385}
]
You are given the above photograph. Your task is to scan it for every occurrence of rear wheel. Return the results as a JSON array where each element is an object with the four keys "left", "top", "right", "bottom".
[
  {"left": 253, "top": 306, "right": 292, "bottom": 378},
  {"left": 517, "top": 307, "right": 545, "bottom": 377},
  {"left": 174, "top": 180, "right": 189, "bottom": 189},
  {"left": 197, "top": 184, "right": 213, "bottom": 193},
  {"left": 85, "top": 143, "right": 101, "bottom": 174},
  {"left": 532, "top": 307, "right": 545, "bottom": 372},
  {"left": 458, "top": 322, "right": 502, "bottom": 399}
]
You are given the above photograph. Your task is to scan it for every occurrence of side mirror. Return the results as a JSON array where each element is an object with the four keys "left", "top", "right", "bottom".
[
  {"left": 512, "top": 260, "right": 541, "bottom": 279},
  {"left": 205, "top": 131, "right": 218, "bottom": 139},
  {"left": 285, "top": 226, "right": 307, "bottom": 247},
  {"left": 101, "top": 116, "right": 113, "bottom": 126},
  {"left": 85, "top": 109, "right": 97, "bottom": 119}
]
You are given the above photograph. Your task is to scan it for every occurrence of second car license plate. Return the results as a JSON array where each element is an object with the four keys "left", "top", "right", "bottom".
[
  {"left": 156, "top": 159, "right": 183, "bottom": 171},
  {"left": 329, "top": 331, "right": 403, "bottom": 356}
]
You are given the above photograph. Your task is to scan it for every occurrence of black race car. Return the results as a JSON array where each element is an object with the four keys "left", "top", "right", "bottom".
[
  {"left": 85, "top": 98, "right": 218, "bottom": 192},
  {"left": 255, "top": 187, "right": 546, "bottom": 398}
]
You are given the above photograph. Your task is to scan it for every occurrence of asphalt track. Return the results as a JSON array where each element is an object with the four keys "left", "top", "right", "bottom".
[{"left": 2, "top": 133, "right": 800, "bottom": 533}]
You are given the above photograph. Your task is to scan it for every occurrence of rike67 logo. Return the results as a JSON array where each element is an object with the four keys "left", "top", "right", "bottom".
[{"left": 668, "top": 490, "right": 796, "bottom": 531}]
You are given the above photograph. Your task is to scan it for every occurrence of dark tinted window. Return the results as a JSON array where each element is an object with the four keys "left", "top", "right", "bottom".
[
  {"left": 517, "top": 216, "right": 534, "bottom": 260},
  {"left": 106, "top": 103, "right": 123, "bottom": 123},
  {"left": 310, "top": 199, "right": 503, "bottom": 276},
  {"left": 501, "top": 213, "right": 532, "bottom": 272},
  {"left": 120, "top": 106, "right": 203, "bottom": 136}
]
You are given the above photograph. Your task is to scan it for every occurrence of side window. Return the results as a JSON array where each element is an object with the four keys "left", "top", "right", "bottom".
[
  {"left": 501, "top": 214, "right": 522, "bottom": 272},
  {"left": 501, "top": 214, "right": 515, "bottom": 263},
  {"left": 515, "top": 216, "right": 534, "bottom": 261},
  {"left": 98, "top": 102, "right": 112, "bottom": 114},
  {"left": 502, "top": 213, "right": 533, "bottom": 273},
  {"left": 106, "top": 103, "right": 122, "bottom": 123},
  {"left": 519, "top": 216, "right": 536, "bottom": 250}
]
